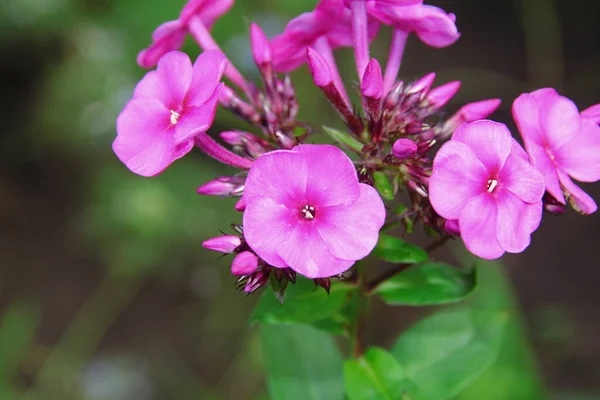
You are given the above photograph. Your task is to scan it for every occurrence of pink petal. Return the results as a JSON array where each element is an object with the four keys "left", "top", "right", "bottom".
[
  {"left": 174, "top": 85, "right": 221, "bottom": 144},
  {"left": 580, "top": 103, "right": 600, "bottom": 124},
  {"left": 512, "top": 91, "right": 549, "bottom": 147},
  {"left": 186, "top": 50, "right": 228, "bottom": 105},
  {"left": 180, "top": 0, "right": 235, "bottom": 28},
  {"left": 429, "top": 141, "right": 487, "bottom": 219},
  {"left": 452, "top": 120, "right": 512, "bottom": 174},
  {"left": 527, "top": 142, "right": 564, "bottom": 204},
  {"left": 395, "top": 5, "right": 460, "bottom": 48},
  {"left": 231, "top": 251, "right": 259, "bottom": 276},
  {"left": 243, "top": 197, "right": 297, "bottom": 268},
  {"left": 458, "top": 193, "right": 504, "bottom": 260},
  {"left": 155, "top": 51, "right": 193, "bottom": 110},
  {"left": 277, "top": 222, "right": 354, "bottom": 278},
  {"left": 496, "top": 190, "right": 542, "bottom": 253},
  {"left": 137, "top": 21, "right": 186, "bottom": 69},
  {"left": 556, "top": 119, "right": 600, "bottom": 182},
  {"left": 316, "top": 184, "right": 385, "bottom": 261},
  {"left": 243, "top": 150, "right": 308, "bottom": 206},
  {"left": 499, "top": 139, "right": 545, "bottom": 203},
  {"left": 293, "top": 144, "right": 361, "bottom": 207},
  {"left": 538, "top": 91, "right": 581, "bottom": 150},
  {"left": 558, "top": 171, "right": 598, "bottom": 214}
]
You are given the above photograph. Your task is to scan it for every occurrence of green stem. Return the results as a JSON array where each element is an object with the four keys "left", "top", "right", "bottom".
[{"left": 350, "top": 264, "right": 368, "bottom": 358}]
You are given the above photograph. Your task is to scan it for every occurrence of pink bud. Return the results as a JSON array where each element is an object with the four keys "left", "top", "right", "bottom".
[
  {"left": 250, "top": 23, "right": 272, "bottom": 66},
  {"left": 443, "top": 219, "right": 460, "bottom": 236},
  {"left": 307, "top": 47, "right": 333, "bottom": 88},
  {"left": 427, "top": 81, "right": 461, "bottom": 109},
  {"left": 443, "top": 98, "right": 501, "bottom": 135},
  {"left": 581, "top": 103, "right": 600, "bottom": 124},
  {"left": 197, "top": 176, "right": 245, "bottom": 196},
  {"left": 219, "top": 130, "right": 247, "bottom": 146},
  {"left": 392, "top": 138, "right": 418, "bottom": 159},
  {"left": 202, "top": 235, "right": 241, "bottom": 254},
  {"left": 231, "top": 251, "right": 259, "bottom": 276},
  {"left": 408, "top": 73, "right": 436, "bottom": 95},
  {"left": 361, "top": 59, "right": 383, "bottom": 100},
  {"left": 235, "top": 197, "right": 246, "bottom": 211}
]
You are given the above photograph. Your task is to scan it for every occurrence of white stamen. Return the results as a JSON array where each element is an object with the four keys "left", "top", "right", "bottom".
[
  {"left": 487, "top": 179, "right": 498, "bottom": 193},
  {"left": 301, "top": 205, "right": 316, "bottom": 220},
  {"left": 170, "top": 110, "right": 180, "bottom": 125}
]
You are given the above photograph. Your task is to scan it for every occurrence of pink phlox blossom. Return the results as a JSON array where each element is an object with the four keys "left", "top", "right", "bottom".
[
  {"left": 114, "top": 50, "right": 226, "bottom": 177},
  {"left": 369, "top": 3, "right": 459, "bottom": 47},
  {"left": 270, "top": 0, "right": 379, "bottom": 72},
  {"left": 430, "top": 120, "right": 545, "bottom": 260},
  {"left": 242, "top": 144, "right": 386, "bottom": 278},
  {"left": 512, "top": 88, "right": 600, "bottom": 214},
  {"left": 137, "top": 0, "right": 234, "bottom": 68}
]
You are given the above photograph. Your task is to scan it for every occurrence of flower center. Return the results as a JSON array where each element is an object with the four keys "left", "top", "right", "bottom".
[
  {"left": 300, "top": 205, "right": 316, "bottom": 220},
  {"left": 170, "top": 110, "right": 181, "bottom": 125},
  {"left": 486, "top": 178, "right": 499, "bottom": 193}
]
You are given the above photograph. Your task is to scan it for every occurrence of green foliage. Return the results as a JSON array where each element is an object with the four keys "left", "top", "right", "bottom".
[
  {"left": 322, "top": 126, "right": 364, "bottom": 152},
  {"left": 344, "top": 347, "right": 421, "bottom": 400},
  {"left": 261, "top": 324, "right": 345, "bottom": 400},
  {"left": 373, "top": 263, "right": 477, "bottom": 306},
  {"left": 373, "top": 172, "right": 395, "bottom": 200},
  {"left": 251, "top": 277, "right": 354, "bottom": 327},
  {"left": 372, "top": 234, "right": 429, "bottom": 264}
]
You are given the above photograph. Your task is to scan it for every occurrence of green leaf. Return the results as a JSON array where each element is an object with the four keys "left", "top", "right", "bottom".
[
  {"left": 322, "top": 126, "right": 364, "bottom": 152},
  {"left": 373, "top": 171, "right": 394, "bottom": 200},
  {"left": 262, "top": 324, "right": 345, "bottom": 400},
  {"left": 372, "top": 234, "right": 428, "bottom": 264},
  {"left": 390, "top": 307, "right": 508, "bottom": 400},
  {"left": 344, "top": 347, "right": 422, "bottom": 400},
  {"left": 373, "top": 263, "right": 477, "bottom": 306},
  {"left": 250, "top": 278, "right": 354, "bottom": 326}
]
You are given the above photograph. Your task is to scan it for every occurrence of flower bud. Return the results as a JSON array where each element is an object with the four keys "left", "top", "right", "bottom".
[
  {"left": 196, "top": 176, "right": 245, "bottom": 196},
  {"left": 231, "top": 251, "right": 259, "bottom": 276},
  {"left": 443, "top": 219, "right": 460, "bottom": 236},
  {"left": 202, "top": 235, "right": 242, "bottom": 254},
  {"left": 392, "top": 138, "right": 418, "bottom": 160},
  {"left": 250, "top": 23, "right": 272, "bottom": 66},
  {"left": 443, "top": 98, "right": 501, "bottom": 136},
  {"left": 361, "top": 59, "right": 383, "bottom": 100},
  {"left": 407, "top": 72, "right": 436, "bottom": 96},
  {"left": 426, "top": 81, "right": 461, "bottom": 110},
  {"left": 219, "top": 130, "right": 248, "bottom": 146},
  {"left": 307, "top": 47, "right": 333, "bottom": 88},
  {"left": 235, "top": 197, "right": 246, "bottom": 211}
]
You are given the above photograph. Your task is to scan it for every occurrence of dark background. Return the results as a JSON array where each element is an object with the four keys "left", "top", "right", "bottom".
[{"left": 0, "top": 0, "right": 599, "bottom": 399}]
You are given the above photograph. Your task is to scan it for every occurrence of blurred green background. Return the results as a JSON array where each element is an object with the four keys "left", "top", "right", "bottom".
[{"left": 0, "top": 0, "right": 599, "bottom": 399}]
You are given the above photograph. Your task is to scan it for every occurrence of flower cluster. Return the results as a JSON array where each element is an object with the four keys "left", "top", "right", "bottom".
[{"left": 114, "top": 0, "right": 600, "bottom": 295}]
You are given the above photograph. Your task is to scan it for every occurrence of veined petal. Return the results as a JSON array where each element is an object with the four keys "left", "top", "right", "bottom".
[
  {"left": 556, "top": 119, "right": 600, "bottom": 182},
  {"left": 512, "top": 90, "right": 552, "bottom": 147},
  {"left": 243, "top": 150, "right": 308, "bottom": 205},
  {"left": 294, "top": 144, "right": 361, "bottom": 206},
  {"left": 496, "top": 190, "right": 542, "bottom": 253},
  {"left": 174, "top": 85, "right": 221, "bottom": 144},
  {"left": 500, "top": 140, "right": 545, "bottom": 203},
  {"left": 429, "top": 141, "right": 487, "bottom": 219},
  {"left": 317, "top": 184, "right": 385, "bottom": 261},
  {"left": 186, "top": 50, "right": 228, "bottom": 105},
  {"left": 527, "top": 142, "right": 564, "bottom": 203},
  {"left": 452, "top": 120, "right": 512, "bottom": 174},
  {"left": 155, "top": 51, "right": 193, "bottom": 110},
  {"left": 137, "top": 21, "right": 186, "bottom": 69},
  {"left": 539, "top": 91, "right": 581, "bottom": 150},
  {"left": 558, "top": 171, "right": 598, "bottom": 214},
  {"left": 243, "top": 197, "right": 297, "bottom": 268},
  {"left": 458, "top": 193, "right": 504, "bottom": 260},
  {"left": 277, "top": 222, "right": 354, "bottom": 278}
]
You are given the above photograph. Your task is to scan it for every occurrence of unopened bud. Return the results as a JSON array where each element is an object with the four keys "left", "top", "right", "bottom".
[
  {"left": 443, "top": 98, "right": 501, "bottom": 136},
  {"left": 202, "top": 235, "right": 242, "bottom": 254},
  {"left": 407, "top": 72, "right": 436, "bottom": 96},
  {"left": 426, "top": 81, "right": 461, "bottom": 110},
  {"left": 307, "top": 47, "right": 333, "bottom": 88},
  {"left": 235, "top": 197, "right": 246, "bottom": 211},
  {"left": 250, "top": 23, "right": 272, "bottom": 66},
  {"left": 361, "top": 59, "right": 383, "bottom": 100},
  {"left": 196, "top": 176, "right": 245, "bottom": 196},
  {"left": 392, "top": 138, "right": 418, "bottom": 160},
  {"left": 231, "top": 251, "right": 259, "bottom": 276},
  {"left": 443, "top": 219, "right": 460, "bottom": 236}
]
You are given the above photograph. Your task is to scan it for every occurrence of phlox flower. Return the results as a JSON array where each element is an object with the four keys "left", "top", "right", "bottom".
[
  {"left": 512, "top": 88, "right": 600, "bottom": 214},
  {"left": 242, "top": 144, "right": 386, "bottom": 278},
  {"left": 114, "top": 50, "right": 229, "bottom": 176},
  {"left": 430, "top": 120, "right": 545, "bottom": 260},
  {"left": 137, "top": 0, "right": 234, "bottom": 68}
]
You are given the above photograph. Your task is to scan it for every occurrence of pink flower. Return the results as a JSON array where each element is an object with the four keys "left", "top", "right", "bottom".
[
  {"left": 271, "top": 0, "right": 379, "bottom": 73},
  {"left": 137, "top": 0, "right": 234, "bottom": 68},
  {"left": 430, "top": 120, "right": 545, "bottom": 259},
  {"left": 242, "top": 144, "right": 386, "bottom": 278},
  {"left": 512, "top": 88, "right": 600, "bottom": 214},
  {"left": 114, "top": 51, "right": 228, "bottom": 176}
]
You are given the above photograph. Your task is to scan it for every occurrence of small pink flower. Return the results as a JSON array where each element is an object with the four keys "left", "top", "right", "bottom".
[
  {"left": 271, "top": 0, "right": 379, "bottom": 73},
  {"left": 242, "top": 144, "right": 386, "bottom": 278},
  {"left": 430, "top": 120, "right": 545, "bottom": 259},
  {"left": 137, "top": 0, "right": 234, "bottom": 68},
  {"left": 114, "top": 50, "right": 226, "bottom": 176},
  {"left": 512, "top": 88, "right": 600, "bottom": 214}
]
